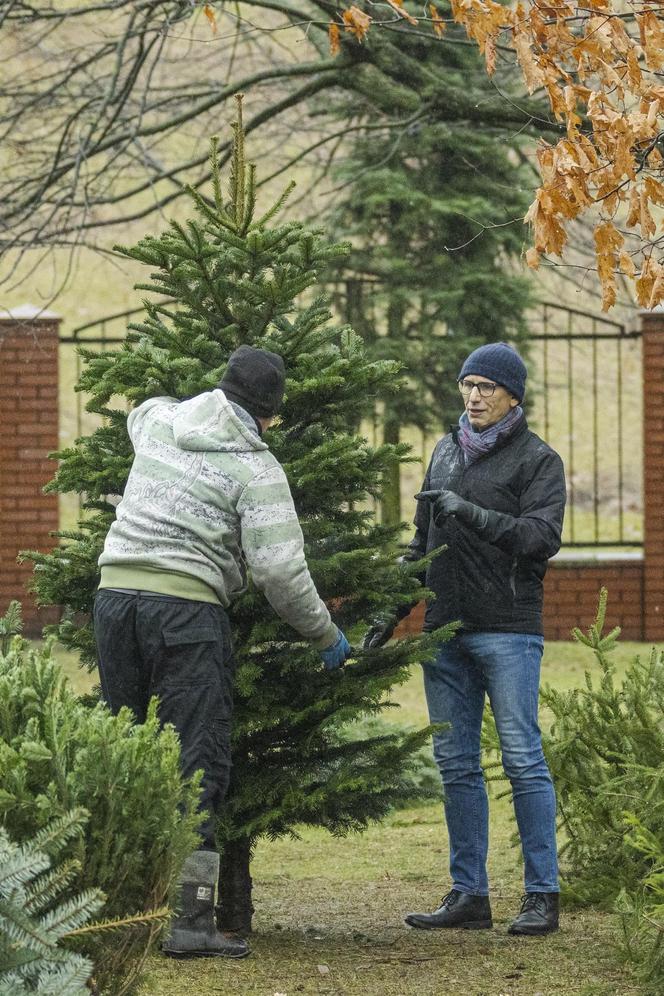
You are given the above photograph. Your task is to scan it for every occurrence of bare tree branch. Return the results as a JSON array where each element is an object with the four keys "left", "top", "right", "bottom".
[{"left": 1, "top": 1, "right": 555, "bottom": 290}]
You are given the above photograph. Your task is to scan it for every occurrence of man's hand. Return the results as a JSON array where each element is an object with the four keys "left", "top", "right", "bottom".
[
  {"left": 415, "top": 489, "right": 488, "bottom": 531},
  {"left": 320, "top": 630, "right": 352, "bottom": 671},
  {"left": 362, "top": 617, "right": 396, "bottom": 650}
]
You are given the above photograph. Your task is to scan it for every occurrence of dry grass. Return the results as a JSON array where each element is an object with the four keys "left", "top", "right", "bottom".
[
  {"left": 138, "top": 818, "right": 637, "bottom": 995},
  {"left": 53, "top": 640, "right": 648, "bottom": 996},
  {"left": 135, "top": 796, "right": 639, "bottom": 996}
]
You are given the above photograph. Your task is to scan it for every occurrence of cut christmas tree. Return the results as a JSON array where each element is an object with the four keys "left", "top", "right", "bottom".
[{"left": 26, "top": 97, "right": 451, "bottom": 932}]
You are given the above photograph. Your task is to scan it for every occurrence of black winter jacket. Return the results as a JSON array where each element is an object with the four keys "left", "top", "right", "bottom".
[{"left": 408, "top": 417, "right": 566, "bottom": 635}]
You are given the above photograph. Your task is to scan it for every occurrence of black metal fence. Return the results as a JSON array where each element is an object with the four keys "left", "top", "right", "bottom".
[
  {"left": 60, "top": 305, "right": 146, "bottom": 438},
  {"left": 527, "top": 302, "right": 642, "bottom": 547},
  {"left": 60, "top": 299, "right": 643, "bottom": 548}
]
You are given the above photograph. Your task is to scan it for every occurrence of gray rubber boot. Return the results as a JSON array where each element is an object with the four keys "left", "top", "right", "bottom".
[{"left": 162, "top": 851, "right": 250, "bottom": 958}]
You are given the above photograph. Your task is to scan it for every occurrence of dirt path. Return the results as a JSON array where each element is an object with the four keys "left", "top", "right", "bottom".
[{"left": 139, "top": 801, "right": 639, "bottom": 996}]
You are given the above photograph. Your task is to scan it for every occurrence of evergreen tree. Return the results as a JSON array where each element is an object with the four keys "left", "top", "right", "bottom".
[
  {"left": 482, "top": 589, "right": 664, "bottom": 913},
  {"left": 27, "top": 98, "right": 450, "bottom": 931},
  {"left": 324, "top": 11, "right": 532, "bottom": 523},
  {"left": 0, "top": 602, "right": 201, "bottom": 995},
  {"left": 620, "top": 814, "right": 664, "bottom": 994},
  {"left": 0, "top": 810, "right": 101, "bottom": 996}
]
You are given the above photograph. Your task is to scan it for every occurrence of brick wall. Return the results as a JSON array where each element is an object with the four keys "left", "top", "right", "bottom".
[
  {"left": 395, "top": 556, "right": 644, "bottom": 642},
  {"left": 0, "top": 304, "right": 663, "bottom": 642},
  {"left": 542, "top": 557, "right": 644, "bottom": 640},
  {"left": 0, "top": 306, "right": 60, "bottom": 633},
  {"left": 642, "top": 307, "right": 664, "bottom": 640}
]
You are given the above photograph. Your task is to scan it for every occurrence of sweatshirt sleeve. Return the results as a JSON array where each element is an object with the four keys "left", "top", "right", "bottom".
[
  {"left": 473, "top": 448, "right": 566, "bottom": 559},
  {"left": 237, "top": 463, "right": 339, "bottom": 650}
]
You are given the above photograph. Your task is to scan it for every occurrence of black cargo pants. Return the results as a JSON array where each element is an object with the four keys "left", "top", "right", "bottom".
[{"left": 93, "top": 589, "right": 234, "bottom": 850}]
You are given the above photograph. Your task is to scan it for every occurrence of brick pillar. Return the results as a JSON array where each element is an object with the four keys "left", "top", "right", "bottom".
[
  {"left": 642, "top": 305, "right": 664, "bottom": 640},
  {"left": 0, "top": 305, "right": 61, "bottom": 635}
]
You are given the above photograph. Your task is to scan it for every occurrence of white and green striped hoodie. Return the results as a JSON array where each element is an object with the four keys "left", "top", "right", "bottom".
[{"left": 98, "top": 389, "right": 338, "bottom": 649}]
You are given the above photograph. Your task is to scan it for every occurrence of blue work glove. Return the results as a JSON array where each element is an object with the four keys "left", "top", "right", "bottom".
[
  {"left": 319, "top": 630, "right": 351, "bottom": 671},
  {"left": 415, "top": 489, "right": 488, "bottom": 532}
]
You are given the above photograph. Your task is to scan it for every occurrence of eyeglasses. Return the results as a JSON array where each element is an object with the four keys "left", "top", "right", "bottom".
[{"left": 458, "top": 379, "right": 497, "bottom": 398}]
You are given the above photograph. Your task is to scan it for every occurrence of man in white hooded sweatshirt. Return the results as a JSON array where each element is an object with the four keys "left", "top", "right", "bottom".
[{"left": 94, "top": 345, "right": 351, "bottom": 959}]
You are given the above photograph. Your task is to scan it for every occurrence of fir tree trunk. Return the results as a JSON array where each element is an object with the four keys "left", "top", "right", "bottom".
[
  {"left": 382, "top": 414, "right": 401, "bottom": 526},
  {"left": 216, "top": 836, "right": 254, "bottom": 934},
  {"left": 381, "top": 292, "right": 404, "bottom": 527}
]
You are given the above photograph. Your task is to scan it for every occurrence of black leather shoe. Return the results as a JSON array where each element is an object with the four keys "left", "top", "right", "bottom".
[
  {"left": 508, "top": 892, "right": 559, "bottom": 936},
  {"left": 404, "top": 889, "right": 492, "bottom": 930}
]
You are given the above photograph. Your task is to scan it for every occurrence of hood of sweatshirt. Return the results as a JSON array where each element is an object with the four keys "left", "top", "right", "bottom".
[{"left": 171, "top": 389, "right": 268, "bottom": 453}]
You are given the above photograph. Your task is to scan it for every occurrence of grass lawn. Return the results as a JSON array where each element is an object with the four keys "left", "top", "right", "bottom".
[
  {"left": 55, "top": 638, "right": 648, "bottom": 995},
  {"left": 139, "top": 812, "right": 636, "bottom": 996}
]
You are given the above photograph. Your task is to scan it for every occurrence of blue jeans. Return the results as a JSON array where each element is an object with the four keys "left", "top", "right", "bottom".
[{"left": 422, "top": 631, "right": 559, "bottom": 895}]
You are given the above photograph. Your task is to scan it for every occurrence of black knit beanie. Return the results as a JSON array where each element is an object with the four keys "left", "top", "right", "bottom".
[
  {"left": 457, "top": 342, "right": 527, "bottom": 402},
  {"left": 218, "top": 345, "right": 286, "bottom": 418}
]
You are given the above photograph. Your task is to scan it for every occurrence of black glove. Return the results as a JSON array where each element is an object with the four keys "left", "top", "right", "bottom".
[
  {"left": 415, "top": 489, "right": 488, "bottom": 532},
  {"left": 363, "top": 550, "right": 425, "bottom": 650},
  {"left": 362, "top": 617, "right": 396, "bottom": 650}
]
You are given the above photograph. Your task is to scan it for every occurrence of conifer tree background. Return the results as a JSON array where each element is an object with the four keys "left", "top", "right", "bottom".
[
  {"left": 0, "top": 810, "right": 102, "bottom": 996},
  {"left": 0, "top": 602, "right": 201, "bottom": 994},
  {"left": 27, "top": 98, "right": 450, "bottom": 932},
  {"left": 324, "top": 20, "right": 532, "bottom": 523}
]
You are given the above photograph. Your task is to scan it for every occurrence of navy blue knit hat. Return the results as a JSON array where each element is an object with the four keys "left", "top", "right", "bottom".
[{"left": 457, "top": 342, "right": 527, "bottom": 402}]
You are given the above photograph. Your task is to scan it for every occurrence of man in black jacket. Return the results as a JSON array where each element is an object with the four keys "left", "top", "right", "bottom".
[{"left": 365, "top": 342, "right": 565, "bottom": 936}]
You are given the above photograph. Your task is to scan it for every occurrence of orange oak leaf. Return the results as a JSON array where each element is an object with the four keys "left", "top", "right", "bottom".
[
  {"left": 524, "top": 188, "right": 568, "bottom": 256},
  {"left": 342, "top": 6, "right": 372, "bottom": 42},
  {"left": 618, "top": 250, "right": 636, "bottom": 278},
  {"left": 525, "top": 246, "right": 541, "bottom": 269},
  {"left": 637, "top": 11, "right": 664, "bottom": 72},
  {"left": 647, "top": 262, "right": 664, "bottom": 308},
  {"left": 429, "top": 3, "right": 446, "bottom": 38},
  {"left": 636, "top": 257, "right": 658, "bottom": 308},
  {"left": 594, "top": 221, "right": 623, "bottom": 314},
  {"left": 329, "top": 21, "right": 341, "bottom": 56},
  {"left": 203, "top": 4, "right": 217, "bottom": 34},
  {"left": 484, "top": 35, "right": 497, "bottom": 76},
  {"left": 595, "top": 221, "right": 625, "bottom": 256},
  {"left": 640, "top": 188, "right": 657, "bottom": 239},
  {"left": 626, "top": 185, "right": 641, "bottom": 228},
  {"left": 386, "top": 0, "right": 418, "bottom": 26},
  {"left": 645, "top": 176, "right": 664, "bottom": 207},
  {"left": 563, "top": 85, "right": 582, "bottom": 135},
  {"left": 513, "top": 25, "right": 544, "bottom": 94}
]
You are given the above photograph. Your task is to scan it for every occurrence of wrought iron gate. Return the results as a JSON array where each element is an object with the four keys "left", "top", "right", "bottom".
[
  {"left": 60, "top": 299, "right": 643, "bottom": 548},
  {"left": 528, "top": 301, "right": 642, "bottom": 547}
]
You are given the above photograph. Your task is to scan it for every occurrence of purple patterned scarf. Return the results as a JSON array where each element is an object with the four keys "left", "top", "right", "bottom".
[{"left": 457, "top": 406, "right": 524, "bottom": 465}]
